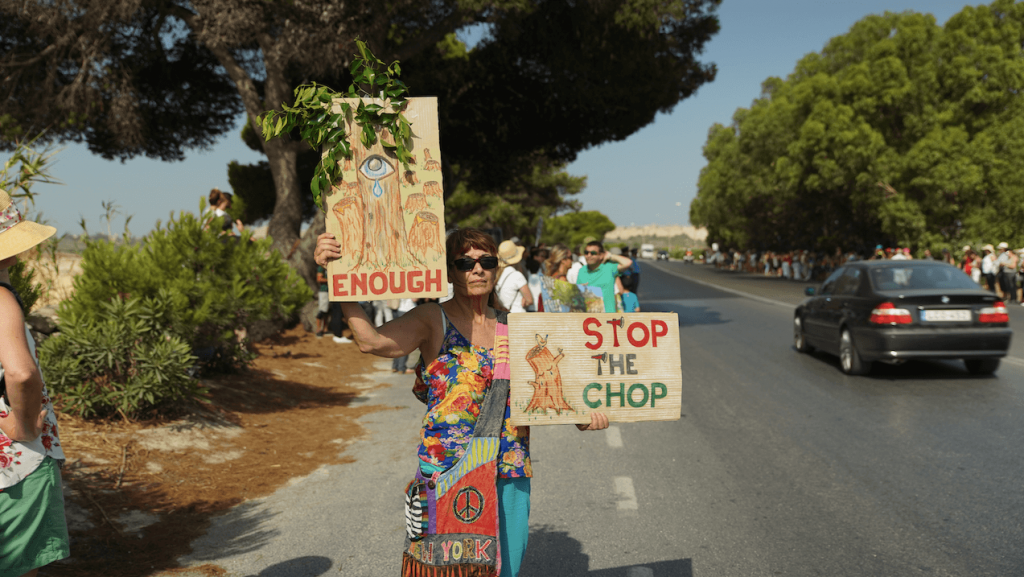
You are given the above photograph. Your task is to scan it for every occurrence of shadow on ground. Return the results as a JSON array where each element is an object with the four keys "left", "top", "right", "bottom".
[
  {"left": 522, "top": 526, "right": 692, "bottom": 576},
  {"left": 244, "top": 556, "right": 333, "bottom": 577}
]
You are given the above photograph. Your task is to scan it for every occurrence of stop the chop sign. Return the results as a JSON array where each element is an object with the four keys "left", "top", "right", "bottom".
[{"left": 508, "top": 313, "right": 682, "bottom": 426}]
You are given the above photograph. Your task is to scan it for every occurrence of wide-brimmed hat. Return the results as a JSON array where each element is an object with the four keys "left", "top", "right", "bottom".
[
  {"left": 497, "top": 240, "right": 525, "bottom": 266},
  {"left": 997, "top": 241, "right": 1009, "bottom": 249},
  {"left": 961, "top": 245, "right": 971, "bottom": 252},
  {"left": 0, "top": 189, "right": 56, "bottom": 262},
  {"left": 983, "top": 244, "right": 995, "bottom": 252}
]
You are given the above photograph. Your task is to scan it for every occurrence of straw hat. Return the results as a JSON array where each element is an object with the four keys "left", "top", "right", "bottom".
[
  {"left": 0, "top": 189, "right": 56, "bottom": 262},
  {"left": 497, "top": 240, "right": 525, "bottom": 266},
  {"left": 997, "top": 241, "right": 1009, "bottom": 249},
  {"left": 982, "top": 244, "right": 995, "bottom": 252}
]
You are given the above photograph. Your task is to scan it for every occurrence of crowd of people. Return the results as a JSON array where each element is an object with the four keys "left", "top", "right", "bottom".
[
  {"left": 314, "top": 236, "right": 645, "bottom": 349},
  {"left": 707, "top": 241, "right": 1024, "bottom": 304}
]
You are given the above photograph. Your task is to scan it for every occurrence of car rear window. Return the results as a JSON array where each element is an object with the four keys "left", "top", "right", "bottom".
[{"left": 869, "top": 264, "right": 980, "bottom": 291}]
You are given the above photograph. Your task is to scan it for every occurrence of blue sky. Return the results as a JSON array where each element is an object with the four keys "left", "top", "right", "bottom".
[{"left": 24, "top": 0, "right": 978, "bottom": 237}]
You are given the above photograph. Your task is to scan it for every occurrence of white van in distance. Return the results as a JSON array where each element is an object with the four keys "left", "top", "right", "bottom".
[{"left": 640, "top": 243, "right": 655, "bottom": 259}]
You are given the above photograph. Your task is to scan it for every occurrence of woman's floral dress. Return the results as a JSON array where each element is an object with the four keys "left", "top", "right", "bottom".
[
  {"left": 413, "top": 312, "right": 531, "bottom": 478},
  {"left": 0, "top": 284, "right": 65, "bottom": 491}
]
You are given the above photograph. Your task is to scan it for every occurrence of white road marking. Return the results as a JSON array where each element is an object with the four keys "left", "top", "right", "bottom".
[
  {"left": 626, "top": 568, "right": 654, "bottom": 577},
  {"left": 614, "top": 476, "right": 638, "bottom": 511},
  {"left": 605, "top": 426, "right": 623, "bottom": 448}
]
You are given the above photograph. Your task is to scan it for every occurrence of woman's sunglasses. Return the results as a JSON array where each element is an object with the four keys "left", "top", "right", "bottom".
[{"left": 453, "top": 256, "right": 499, "bottom": 271}]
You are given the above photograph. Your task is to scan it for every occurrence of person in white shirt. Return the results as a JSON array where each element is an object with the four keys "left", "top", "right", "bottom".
[
  {"left": 981, "top": 244, "right": 998, "bottom": 293},
  {"left": 495, "top": 240, "right": 533, "bottom": 312}
]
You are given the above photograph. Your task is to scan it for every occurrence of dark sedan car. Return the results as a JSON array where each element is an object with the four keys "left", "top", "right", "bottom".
[{"left": 794, "top": 260, "right": 1012, "bottom": 375}]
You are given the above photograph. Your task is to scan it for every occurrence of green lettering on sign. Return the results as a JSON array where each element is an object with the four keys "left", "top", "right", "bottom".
[
  {"left": 606, "top": 383, "right": 625, "bottom": 408},
  {"left": 583, "top": 383, "right": 602, "bottom": 408},
  {"left": 627, "top": 383, "right": 649, "bottom": 408}
]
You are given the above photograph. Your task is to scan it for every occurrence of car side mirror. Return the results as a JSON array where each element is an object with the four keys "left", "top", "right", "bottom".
[{"left": 805, "top": 287, "right": 816, "bottom": 296}]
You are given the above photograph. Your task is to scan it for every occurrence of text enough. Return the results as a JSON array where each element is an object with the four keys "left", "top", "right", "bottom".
[{"left": 333, "top": 269, "right": 443, "bottom": 297}]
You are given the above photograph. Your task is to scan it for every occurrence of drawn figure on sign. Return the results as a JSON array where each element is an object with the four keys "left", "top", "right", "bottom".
[
  {"left": 423, "top": 181, "right": 442, "bottom": 198},
  {"left": 343, "top": 124, "right": 420, "bottom": 270},
  {"left": 408, "top": 211, "right": 442, "bottom": 262},
  {"left": 332, "top": 195, "right": 364, "bottom": 265},
  {"left": 523, "top": 334, "right": 574, "bottom": 414},
  {"left": 423, "top": 148, "right": 441, "bottom": 171},
  {"left": 405, "top": 193, "right": 427, "bottom": 213}
]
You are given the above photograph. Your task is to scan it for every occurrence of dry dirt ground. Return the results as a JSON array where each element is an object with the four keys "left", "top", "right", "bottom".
[{"left": 39, "top": 326, "right": 390, "bottom": 577}]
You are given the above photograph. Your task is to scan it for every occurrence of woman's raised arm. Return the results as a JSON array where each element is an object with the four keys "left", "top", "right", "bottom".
[{"left": 316, "top": 232, "right": 440, "bottom": 359}]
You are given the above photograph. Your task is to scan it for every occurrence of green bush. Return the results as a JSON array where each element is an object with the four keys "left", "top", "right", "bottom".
[
  {"left": 59, "top": 208, "right": 312, "bottom": 373},
  {"left": 39, "top": 295, "right": 200, "bottom": 419},
  {"left": 7, "top": 259, "right": 41, "bottom": 316}
]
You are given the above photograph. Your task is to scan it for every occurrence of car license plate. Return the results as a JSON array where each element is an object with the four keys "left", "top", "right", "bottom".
[{"left": 922, "top": 309, "right": 971, "bottom": 322}]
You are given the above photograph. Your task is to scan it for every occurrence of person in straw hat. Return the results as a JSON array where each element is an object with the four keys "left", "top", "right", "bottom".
[
  {"left": 494, "top": 239, "right": 533, "bottom": 313},
  {"left": 0, "top": 189, "right": 70, "bottom": 577}
]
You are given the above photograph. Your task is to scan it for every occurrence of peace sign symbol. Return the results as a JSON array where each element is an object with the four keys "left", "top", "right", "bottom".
[{"left": 453, "top": 486, "right": 485, "bottom": 524}]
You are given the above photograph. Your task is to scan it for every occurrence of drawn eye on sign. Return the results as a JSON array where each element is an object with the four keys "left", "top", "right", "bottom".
[{"left": 325, "top": 97, "right": 447, "bottom": 301}]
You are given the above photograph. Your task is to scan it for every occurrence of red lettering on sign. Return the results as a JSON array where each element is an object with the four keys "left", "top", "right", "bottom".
[
  {"left": 408, "top": 270, "right": 424, "bottom": 293},
  {"left": 608, "top": 318, "right": 622, "bottom": 347},
  {"left": 332, "top": 274, "right": 348, "bottom": 297},
  {"left": 627, "top": 322, "right": 650, "bottom": 347},
  {"left": 651, "top": 319, "right": 668, "bottom": 347},
  {"left": 351, "top": 273, "right": 367, "bottom": 296},
  {"left": 370, "top": 272, "right": 387, "bottom": 295},
  {"left": 426, "top": 268, "right": 443, "bottom": 292},
  {"left": 390, "top": 271, "right": 406, "bottom": 293},
  {"left": 584, "top": 317, "right": 603, "bottom": 350}
]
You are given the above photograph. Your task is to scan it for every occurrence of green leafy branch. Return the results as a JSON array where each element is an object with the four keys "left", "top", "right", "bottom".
[
  {"left": 257, "top": 40, "right": 414, "bottom": 211},
  {"left": 1, "top": 132, "right": 62, "bottom": 206}
]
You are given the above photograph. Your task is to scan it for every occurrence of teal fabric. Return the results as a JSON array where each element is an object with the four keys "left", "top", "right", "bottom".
[
  {"left": 0, "top": 457, "right": 70, "bottom": 577},
  {"left": 497, "top": 477, "right": 531, "bottom": 577},
  {"left": 576, "top": 262, "right": 620, "bottom": 312}
]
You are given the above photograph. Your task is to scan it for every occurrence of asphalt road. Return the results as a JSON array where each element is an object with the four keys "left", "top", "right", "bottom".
[{"left": 177, "top": 262, "right": 1024, "bottom": 577}]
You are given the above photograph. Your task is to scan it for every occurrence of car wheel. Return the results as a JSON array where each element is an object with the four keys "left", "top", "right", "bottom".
[
  {"left": 839, "top": 329, "right": 870, "bottom": 375},
  {"left": 964, "top": 358, "right": 1000, "bottom": 375},
  {"left": 794, "top": 316, "right": 813, "bottom": 353}
]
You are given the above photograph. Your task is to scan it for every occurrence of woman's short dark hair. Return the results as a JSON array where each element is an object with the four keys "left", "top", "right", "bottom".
[{"left": 445, "top": 227, "right": 501, "bottom": 309}]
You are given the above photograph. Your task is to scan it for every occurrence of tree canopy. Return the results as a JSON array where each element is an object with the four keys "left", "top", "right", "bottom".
[
  {"left": 690, "top": 0, "right": 1024, "bottom": 254},
  {"left": 1, "top": 0, "right": 721, "bottom": 284}
]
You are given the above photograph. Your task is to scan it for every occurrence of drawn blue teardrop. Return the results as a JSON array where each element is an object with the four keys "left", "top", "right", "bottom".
[{"left": 373, "top": 180, "right": 383, "bottom": 197}]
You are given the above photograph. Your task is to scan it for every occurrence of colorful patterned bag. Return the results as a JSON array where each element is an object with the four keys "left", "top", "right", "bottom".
[{"left": 402, "top": 314, "right": 510, "bottom": 577}]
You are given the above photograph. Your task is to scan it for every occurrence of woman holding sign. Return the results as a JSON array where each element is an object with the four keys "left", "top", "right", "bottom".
[{"left": 315, "top": 227, "right": 607, "bottom": 577}]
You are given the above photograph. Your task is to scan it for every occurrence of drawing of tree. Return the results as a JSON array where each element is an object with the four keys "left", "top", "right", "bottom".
[{"left": 523, "top": 334, "right": 574, "bottom": 414}]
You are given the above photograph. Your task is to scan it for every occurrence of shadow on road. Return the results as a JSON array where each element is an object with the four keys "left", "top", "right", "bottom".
[
  {"left": 243, "top": 556, "right": 332, "bottom": 576},
  {"left": 185, "top": 501, "right": 281, "bottom": 562},
  {"left": 522, "top": 526, "right": 692, "bottom": 576},
  {"left": 798, "top": 349, "right": 1003, "bottom": 382}
]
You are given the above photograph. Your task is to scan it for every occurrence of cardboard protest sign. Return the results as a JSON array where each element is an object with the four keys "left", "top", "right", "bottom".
[
  {"left": 540, "top": 276, "right": 604, "bottom": 313},
  {"left": 324, "top": 97, "right": 447, "bottom": 301},
  {"left": 508, "top": 313, "right": 681, "bottom": 425}
]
